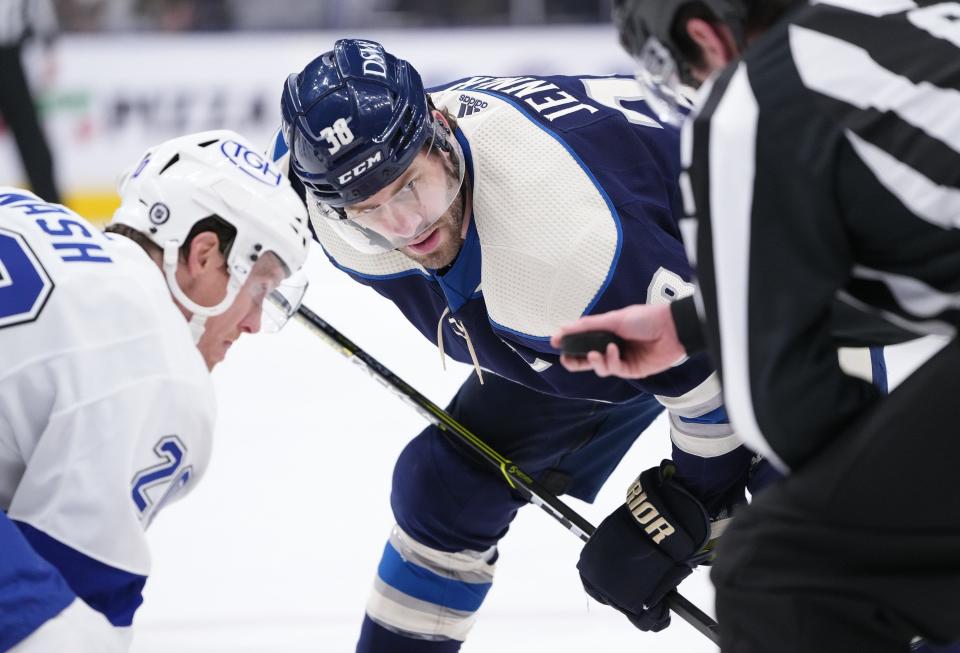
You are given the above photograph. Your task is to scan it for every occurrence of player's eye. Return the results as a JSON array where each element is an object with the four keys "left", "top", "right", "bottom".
[{"left": 356, "top": 202, "right": 380, "bottom": 216}]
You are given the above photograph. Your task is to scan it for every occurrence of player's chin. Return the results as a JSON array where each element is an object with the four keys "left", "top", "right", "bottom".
[
  {"left": 404, "top": 230, "right": 457, "bottom": 268},
  {"left": 201, "top": 346, "right": 228, "bottom": 371}
]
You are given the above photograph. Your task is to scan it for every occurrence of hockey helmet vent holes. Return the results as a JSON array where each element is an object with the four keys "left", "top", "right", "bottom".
[
  {"left": 390, "top": 106, "right": 416, "bottom": 152},
  {"left": 159, "top": 154, "right": 180, "bottom": 175},
  {"left": 197, "top": 139, "right": 219, "bottom": 148},
  {"left": 305, "top": 179, "right": 337, "bottom": 194}
]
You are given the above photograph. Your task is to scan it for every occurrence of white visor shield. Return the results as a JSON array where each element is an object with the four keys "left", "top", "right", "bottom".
[
  {"left": 330, "top": 124, "right": 466, "bottom": 254},
  {"left": 634, "top": 37, "right": 695, "bottom": 128},
  {"left": 238, "top": 251, "right": 308, "bottom": 333}
]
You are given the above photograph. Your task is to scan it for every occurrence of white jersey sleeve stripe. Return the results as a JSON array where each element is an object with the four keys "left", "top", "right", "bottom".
[
  {"left": 845, "top": 130, "right": 960, "bottom": 230},
  {"left": 654, "top": 371, "right": 723, "bottom": 416},
  {"left": 670, "top": 423, "right": 743, "bottom": 458},
  {"left": 852, "top": 265, "right": 960, "bottom": 318},
  {"left": 789, "top": 24, "right": 960, "bottom": 156},
  {"left": 811, "top": 0, "right": 917, "bottom": 16},
  {"left": 707, "top": 64, "right": 789, "bottom": 472},
  {"left": 907, "top": 3, "right": 960, "bottom": 47}
]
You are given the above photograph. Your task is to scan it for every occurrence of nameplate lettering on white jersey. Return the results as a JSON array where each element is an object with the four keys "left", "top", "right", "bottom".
[{"left": 445, "top": 76, "right": 599, "bottom": 122}]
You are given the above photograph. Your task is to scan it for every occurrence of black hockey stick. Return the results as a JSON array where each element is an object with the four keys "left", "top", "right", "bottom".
[{"left": 294, "top": 303, "right": 720, "bottom": 645}]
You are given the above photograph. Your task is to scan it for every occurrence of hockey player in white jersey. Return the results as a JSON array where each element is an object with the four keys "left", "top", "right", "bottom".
[{"left": 0, "top": 130, "right": 310, "bottom": 652}]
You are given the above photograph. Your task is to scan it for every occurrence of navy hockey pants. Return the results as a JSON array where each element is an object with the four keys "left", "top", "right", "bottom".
[{"left": 356, "top": 371, "right": 664, "bottom": 651}]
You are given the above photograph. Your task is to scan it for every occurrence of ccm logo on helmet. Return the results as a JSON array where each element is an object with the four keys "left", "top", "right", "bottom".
[
  {"left": 626, "top": 477, "right": 676, "bottom": 544},
  {"left": 337, "top": 151, "right": 383, "bottom": 185},
  {"left": 220, "top": 140, "right": 283, "bottom": 187},
  {"left": 356, "top": 40, "right": 388, "bottom": 79}
]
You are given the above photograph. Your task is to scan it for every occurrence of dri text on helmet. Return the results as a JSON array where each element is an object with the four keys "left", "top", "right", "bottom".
[{"left": 356, "top": 41, "right": 388, "bottom": 80}]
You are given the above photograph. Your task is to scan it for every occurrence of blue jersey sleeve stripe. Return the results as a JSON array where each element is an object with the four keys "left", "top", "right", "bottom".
[
  {"left": 15, "top": 521, "right": 146, "bottom": 627},
  {"left": 0, "top": 513, "right": 75, "bottom": 651},
  {"left": 678, "top": 405, "right": 730, "bottom": 425},
  {"left": 468, "top": 89, "right": 623, "bottom": 328},
  {"left": 376, "top": 541, "right": 492, "bottom": 613}
]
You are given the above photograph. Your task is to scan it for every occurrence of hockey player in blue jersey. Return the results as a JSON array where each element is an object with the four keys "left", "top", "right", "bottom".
[{"left": 273, "top": 38, "right": 751, "bottom": 651}]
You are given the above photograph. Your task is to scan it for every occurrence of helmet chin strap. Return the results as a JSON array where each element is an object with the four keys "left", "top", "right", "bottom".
[{"left": 162, "top": 242, "right": 242, "bottom": 344}]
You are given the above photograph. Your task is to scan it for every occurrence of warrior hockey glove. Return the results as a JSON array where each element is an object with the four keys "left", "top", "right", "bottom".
[{"left": 577, "top": 460, "right": 711, "bottom": 632}]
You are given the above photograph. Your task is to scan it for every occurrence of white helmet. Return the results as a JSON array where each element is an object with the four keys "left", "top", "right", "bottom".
[{"left": 111, "top": 130, "right": 311, "bottom": 340}]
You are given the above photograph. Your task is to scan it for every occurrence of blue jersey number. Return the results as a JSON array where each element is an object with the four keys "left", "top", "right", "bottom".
[
  {"left": 0, "top": 228, "right": 54, "bottom": 329},
  {"left": 581, "top": 77, "right": 664, "bottom": 128},
  {"left": 131, "top": 435, "right": 192, "bottom": 528}
]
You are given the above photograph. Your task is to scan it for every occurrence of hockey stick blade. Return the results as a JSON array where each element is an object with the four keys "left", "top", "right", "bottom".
[{"left": 294, "top": 304, "right": 720, "bottom": 644}]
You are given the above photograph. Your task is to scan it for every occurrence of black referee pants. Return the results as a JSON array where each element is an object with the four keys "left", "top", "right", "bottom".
[
  {"left": 0, "top": 44, "right": 60, "bottom": 203},
  {"left": 712, "top": 339, "right": 960, "bottom": 653}
]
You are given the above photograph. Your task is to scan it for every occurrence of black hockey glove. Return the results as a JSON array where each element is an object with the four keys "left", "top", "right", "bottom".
[{"left": 577, "top": 460, "right": 711, "bottom": 632}]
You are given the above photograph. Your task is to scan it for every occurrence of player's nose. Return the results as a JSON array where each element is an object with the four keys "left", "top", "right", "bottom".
[
  {"left": 376, "top": 204, "right": 421, "bottom": 239},
  {"left": 240, "top": 304, "right": 262, "bottom": 335}
]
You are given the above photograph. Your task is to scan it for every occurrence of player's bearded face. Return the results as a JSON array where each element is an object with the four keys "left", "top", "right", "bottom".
[
  {"left": 339, "top": 126, "right": 467, "bottom": 268},
  {"left": 397, "top": 176, "right": 466, "bottom": 270}
]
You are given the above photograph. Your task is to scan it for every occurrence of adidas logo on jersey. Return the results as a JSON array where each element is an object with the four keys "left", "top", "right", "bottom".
[{"left": 457, "top": 94, "right": 488, "bottom": 118}]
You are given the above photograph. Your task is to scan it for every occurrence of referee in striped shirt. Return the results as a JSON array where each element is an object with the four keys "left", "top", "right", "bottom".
[
  {"left": 554, "top": 1, "right": 960, "bottom": 651},
  {"left": 1, "top": 0, "right": 60, "bottom": 203}
]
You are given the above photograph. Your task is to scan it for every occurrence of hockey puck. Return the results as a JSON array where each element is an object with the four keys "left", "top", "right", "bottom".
[{"left": 560, "top": 331, "right": 626, "bottom": 358}]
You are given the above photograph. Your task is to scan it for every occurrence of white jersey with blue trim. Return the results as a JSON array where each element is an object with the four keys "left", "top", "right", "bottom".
[{"left": 0, "top": 189, "right": 214, "bottom": 641}]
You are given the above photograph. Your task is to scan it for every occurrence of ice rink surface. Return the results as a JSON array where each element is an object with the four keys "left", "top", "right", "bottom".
[{"left": 129, "top": 247, "right": 946, "bottom": 653}]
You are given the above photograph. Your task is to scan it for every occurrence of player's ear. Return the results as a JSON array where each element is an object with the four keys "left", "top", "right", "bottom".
[
  {"left": 186, "top": 231, "right": 223, "bottom": 276},
  {"left": 432, "top": 110, "right": 451, "bottom": 133},
  {"left": 685, "top": 17, "right": 738, "bottom": 73}
]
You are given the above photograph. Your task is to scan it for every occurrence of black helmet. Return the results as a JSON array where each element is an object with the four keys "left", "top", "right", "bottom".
[{"left": 613, "top": 0, "right": 747, "bottom": 83}]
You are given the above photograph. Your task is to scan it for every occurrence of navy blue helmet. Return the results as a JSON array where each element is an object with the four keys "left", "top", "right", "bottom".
[{"left": 281, "top": 39, "right": 432, "bottom": 208}]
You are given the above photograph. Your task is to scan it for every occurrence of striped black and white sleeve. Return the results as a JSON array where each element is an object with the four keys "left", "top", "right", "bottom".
[
  {"left": 25, "top": 0, "right": 57, "bottom": 45},
  {"left": 680, "top": 0, "right": 960, "bottom": 472},
  {"left": 0, "top": 0, "right": 57, "bottom": 46}
]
